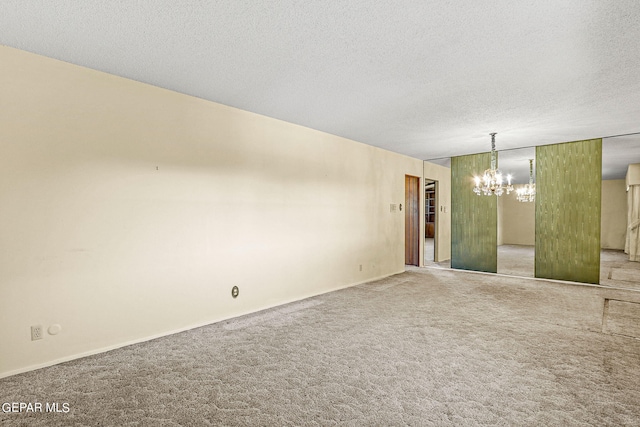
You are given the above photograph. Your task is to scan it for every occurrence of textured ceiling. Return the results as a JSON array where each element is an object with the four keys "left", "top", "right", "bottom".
[{"left": 1, "top": 0, "right": 640, "bottom": 180}]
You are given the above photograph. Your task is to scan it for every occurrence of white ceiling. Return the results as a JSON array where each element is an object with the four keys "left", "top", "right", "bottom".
[{"left": 1, "top": 1, "right": 640, "bottom": 180}]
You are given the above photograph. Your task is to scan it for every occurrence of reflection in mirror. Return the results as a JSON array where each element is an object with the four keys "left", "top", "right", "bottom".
[
  {"left": 424, "top": 180, "right": 436, "bottom": 262},
  {"left": 600, "top": 135, "right": 640, "bottom": 290},
  {"left": 495, "top": 147, "right": 535, "bottom": 278}
]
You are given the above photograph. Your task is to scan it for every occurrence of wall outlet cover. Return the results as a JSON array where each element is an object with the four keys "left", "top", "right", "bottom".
[{"left": 31, "top": 325, "right": 43, "bottom": 341}]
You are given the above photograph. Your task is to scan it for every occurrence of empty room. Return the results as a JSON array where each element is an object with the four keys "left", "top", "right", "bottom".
[{"left": 2, "top": 1, "right": 640, "bottom": 426}]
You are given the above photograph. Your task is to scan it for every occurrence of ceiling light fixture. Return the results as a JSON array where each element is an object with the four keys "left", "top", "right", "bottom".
[
  {"left": 473, "top": 133, "right": 513, "bottom": 196},
  {"left": 516, "top": 159, "right": 536, "bottom": 202}
]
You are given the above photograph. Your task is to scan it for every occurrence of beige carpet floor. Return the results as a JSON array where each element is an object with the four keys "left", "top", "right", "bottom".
[
  {"left": 425, "top": 244, "right": 640, "bottom": 290},
  {"left": 1, "top": 267, "right": 640, "bottom": 426}
]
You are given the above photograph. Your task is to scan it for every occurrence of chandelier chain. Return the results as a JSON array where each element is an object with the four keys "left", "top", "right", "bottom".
[
  {"left": 516, "top": 158, "right": 536, "bottom": 202},
  {"left": 473, "top": 133, "right": 513, "bottom": 197}
]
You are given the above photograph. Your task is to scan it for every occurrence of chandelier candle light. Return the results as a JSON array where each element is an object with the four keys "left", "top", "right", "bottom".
[
  {"left": 473, "top": 132, "right": 514, "bottom": 196},
  {"left": 516, "top": 159, "right": 536, "bottom": 202}
]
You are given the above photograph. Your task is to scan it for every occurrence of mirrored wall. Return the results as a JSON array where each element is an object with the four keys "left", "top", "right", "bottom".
[
  {"left": 600, "top": 135, "right": 640, "bottom": 290},
  {"left": 495, "top": 147, "right": 535, "bottom": 278},
  {"left": 424, "top": 134, "right": 640, "bottom": 290}
]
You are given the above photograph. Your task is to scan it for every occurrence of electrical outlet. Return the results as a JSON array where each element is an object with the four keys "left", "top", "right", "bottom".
[
  {"left": 359, "top": 264, "right": 362, "bottom": 271},
  {"left": 31, "top": 325, "right": 43, "bottom": 341}
]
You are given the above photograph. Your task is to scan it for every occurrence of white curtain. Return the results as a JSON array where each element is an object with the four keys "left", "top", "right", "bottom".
[{"left": 626, "top": 184, "right": 640, "bottom": 262}]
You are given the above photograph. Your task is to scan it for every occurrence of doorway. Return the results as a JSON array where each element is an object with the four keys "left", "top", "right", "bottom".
[
  {"left": 405, "top": 175, "right": 420, "bottom": 266},
  {"left": 425, "top": 180, "right": 436, "bottom": 263}
]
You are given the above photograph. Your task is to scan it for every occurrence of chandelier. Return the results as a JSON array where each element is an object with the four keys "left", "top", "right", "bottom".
[
  {"left": 473, "top": 133, "right": 513, "bottom": 196},
  {"left": 516, "top": 159, "right": 536, "bottom": 202}
]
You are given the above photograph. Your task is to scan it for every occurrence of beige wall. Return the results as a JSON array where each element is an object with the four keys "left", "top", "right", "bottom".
[
  {"left": 601, "top": 179, "right": 627, "bottom": 250},
  {"left": 498, "top": 187, "right": 535, "bottom": 246},
  {"left": 497, "top": 180, "right": 627, "bottom": 250},
  {"left": 0, "top": 46, "right": 423, "bottom": 377},
  {"left": 423, "top": 162, "right": 451, "bottom": 261}
]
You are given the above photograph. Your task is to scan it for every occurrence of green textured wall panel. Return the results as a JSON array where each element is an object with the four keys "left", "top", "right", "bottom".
[
  {"left": 535, "top": 139, "right": 602, "bottom": 284},
  {"left": 451, "top": 153, "right": 497, "bottom": 273}
]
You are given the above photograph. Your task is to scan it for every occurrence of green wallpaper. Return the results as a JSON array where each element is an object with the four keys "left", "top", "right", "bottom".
[
  {"left": 535, "top": 139, "right": 602, "bottom": 284},
  {"left": 451, "top": 153, "right": 497, "bottom": 273}
]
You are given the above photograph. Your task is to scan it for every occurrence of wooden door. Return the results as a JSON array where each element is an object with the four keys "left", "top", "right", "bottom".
[{"left": 405, "top": 175, "right": 420, "bottom": 265}]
